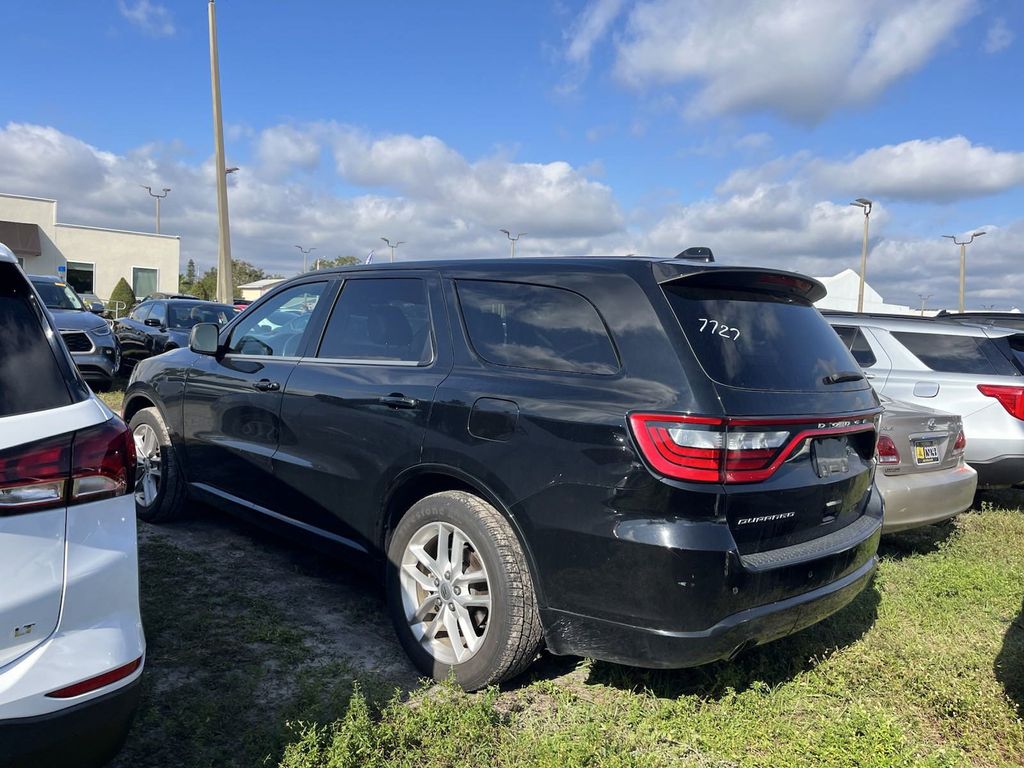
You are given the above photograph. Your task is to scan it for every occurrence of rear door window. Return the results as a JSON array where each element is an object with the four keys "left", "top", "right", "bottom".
[
  {"left": 833, "top": 325, "right": 877, "bottom": 367},
  {"left": 892, "top": 331, "right": 1020, "bottom": 376},
  {"left": 664, "top": 285, "right": 862, "bottom": 391},
  {"left": 456, "top": 280, "right": 619, "bottom": 374},
  {"left": 317, "top": 278, "right": 433, "bottom": 364},
  {"left": 0, "top": 266, "right": 75, "bottom": 417}
]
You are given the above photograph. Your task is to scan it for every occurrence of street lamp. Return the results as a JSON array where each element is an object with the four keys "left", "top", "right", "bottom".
[
  {"left": 381, "top": 237, "right": 405, "bottom": 262},
  {"left": 209, "top": 0, "right": 233, "bottom": 303},
  {"left": 849, "top": 198, "right": 872, "bottom": 313},
  {"left": 295, "top": 245, "right": 316, "bottom": 273},
  {"left": 942, "top": 231, "right": 986, "bottom": 313},
  {"left": 918, "top": 293, "right": 932, "bottom": 317},
  {"left": 499, "top": 229, "right": 526, "bottom": 258},
  {"left": 141, "top": 185, "right": 171, "bottom": 234}
]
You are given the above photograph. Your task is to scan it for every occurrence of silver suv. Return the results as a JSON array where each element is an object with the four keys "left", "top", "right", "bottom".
[{"left": 827, "top": 313, "right": 1024, "bottom": 488}]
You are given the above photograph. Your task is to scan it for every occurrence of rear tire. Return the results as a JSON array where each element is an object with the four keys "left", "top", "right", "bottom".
[
  {"left": 386, "top": 491, "right": 543, "bottom": 690},
  {"left": 129, "top": 407, "right": 186, "bottom": 523}
]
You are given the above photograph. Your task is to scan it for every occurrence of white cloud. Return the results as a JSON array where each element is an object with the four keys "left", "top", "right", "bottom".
[
  {"left": 255, "top": 125, "right": 322, "bottom": 179},
  {"left": 984, "top": 17, "right": 1014, "bottom": 53},
  {"left": 118, "top": 0, "right": 175, "bottom": 38},
  {"left": 568, "top": 0, "right": 976, "bottom": 122},
  {"left": 813, "top": 136, "right": 1024, "bottom": 201}
]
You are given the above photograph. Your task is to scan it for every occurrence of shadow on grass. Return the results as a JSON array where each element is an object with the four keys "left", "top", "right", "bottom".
[
  {"left": 877, "top": 520, "right": 956, "bottom": 561},
  {"left": 579, "top": 581, "right": 881, "bottom": 701},
  {"left": 996, "top": 595, "right": 1024, "bottom": 715}
]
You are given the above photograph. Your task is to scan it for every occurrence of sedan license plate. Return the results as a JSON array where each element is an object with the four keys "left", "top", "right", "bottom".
[{"left": 913, "top": 441, "right": 940, "bottom": 465}]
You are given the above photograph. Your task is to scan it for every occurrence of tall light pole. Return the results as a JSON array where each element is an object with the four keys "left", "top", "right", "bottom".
[
  {"left": 209, "top": 0, "right": 233, "bottom": 303},
  {"left": 918, "top": 293, "right": 932, "bottom": 316},
  {"left": 849, "top": 199, "right": 872, "bottom": 313},
  {"left": 140, "top": 186, "right": 171, "bottom": 234},
  {"left": 943, "top": 231, "right": 986, "bottom": 313},
  {"left": 295, "top": 245, "right": 316, "bottom": 273},
  {"left": 499, "top": 229, "right": 526, "bottom": 258},
  {"left": 380, "top": 237, "right": 404, "bottom": 262}
]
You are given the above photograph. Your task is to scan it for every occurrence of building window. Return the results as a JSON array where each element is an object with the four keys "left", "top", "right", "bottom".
[
  {"left": 132, "top": 267, "right": 159, "bottom": 299},
  {"left": 66, "top": 261, "right": 95, "bottom": 295}
]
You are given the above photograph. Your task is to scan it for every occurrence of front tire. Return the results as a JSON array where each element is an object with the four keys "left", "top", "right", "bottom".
[
  {"left": 386, "top": 491, "right": 543, "bottom": 690},
  {"left": 129, "top": 406, "right": 186, "bottom": 523}
]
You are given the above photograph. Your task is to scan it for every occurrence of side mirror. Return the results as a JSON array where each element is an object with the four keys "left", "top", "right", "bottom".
[
  {"left": 89, "top": 301, "right": 105, "bottom": 314},
  {"left": 190, "top": 323, "right": 220, "bottom": 356},
  {"left": 144, "top": 317, "right": 163, "bottom": 328}
]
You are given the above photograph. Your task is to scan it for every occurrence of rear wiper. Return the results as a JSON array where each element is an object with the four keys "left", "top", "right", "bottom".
[{"left": 823, "top": 371, "right": 865, "bottom": 385}]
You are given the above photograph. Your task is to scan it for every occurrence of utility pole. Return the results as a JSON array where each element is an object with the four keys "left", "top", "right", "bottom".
[
  {"left": 849, "top": 199, "right": 872, "bottom": 313},
  {"left": 499, "top": 229, "right": 526, "bottom": 258},
  {"left": 140, "top": 186, "right": 171, "bottom": 234},
  {"left": 209, "top": 0, "right": 233, "bottom": 303},
  {"left": 295, "top": 245, "right": 316, "bottom": 273},
  {"left": 381, "top": 237, "right": 405, "bottom": 262},
  {"left": 942, "top": 231, "right": 986, "bottom": 313},
  {"left": 918, "top": 293, "right": 932, "bottom": 317}
]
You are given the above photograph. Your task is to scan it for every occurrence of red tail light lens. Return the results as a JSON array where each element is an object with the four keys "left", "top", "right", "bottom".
[
  {"left": 977, "top": 385, "right": 1024, "bottom": 420},
  {"left": 0, "top": 418, "right": 135, "bottom": 513},
  {"left": 46, "top": 656, "right": 142, "bottom": 698},
  {"left": 629, "top": 412, "right": 877, "bottom": 484},
  {"left": 952, "top": 430, "right": 967, "bottom": 454},
  {"left": 875, "top": 435, "right": 900, "bottom": 464}
]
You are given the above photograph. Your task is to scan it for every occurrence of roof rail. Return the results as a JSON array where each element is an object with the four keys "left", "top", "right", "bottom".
[{"left": 674, "top": 246, "right": 714, "bottom": 263}]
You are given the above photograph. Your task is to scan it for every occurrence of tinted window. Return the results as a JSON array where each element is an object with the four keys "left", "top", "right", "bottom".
[
  {"left": 833, "top": 325, "right": 877, "bottom": 367},
  {"left": 228, "top": 283, "right": 325, "bottom": 357},
  {"left": 130, "top": 303, "right": 152, "bottom": 322},
  {"left": 0, "top": 266, "right": 74, "bottom": 417},
  {"left": 167, "top": 302, "right": 236, "bottom": 329},
  {"left": 30, "top": 279, "right": 84, "bottom": 311},
  {"left": 457, "top": 280, "right": 619, "bottom": 374},
  {"left": 148, "top": 302, "right": 167, "bottom": 326},
  {"left": 318, "top": 279, "right": 432, "bottom": 363},
  {"left": 664, "top": 286, "right": 861, "bottom": 391},
  {"left": 892, "top": 331, "right": 1019, "bottom": 376}
]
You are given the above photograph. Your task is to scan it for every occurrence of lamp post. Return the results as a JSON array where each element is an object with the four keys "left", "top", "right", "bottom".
[
  {"left": 918, "top": 293, "right": 932, "bottom": 317},
  {"left": 849, "top": 198, "right": 872, "bottom": 313},
  {"left": 380, "top": 237, "right": 405, "bottom": 262},
  {"left": 499, "top": 229, "right": 526, "bottom": 258},
  {"left": 209, "top": 0, "right": 233, "bottom": 303},
  {"left": 140, "top": 186, "right": 171, "bottom": 234},
  {"left": 942, "top": 231, "right": 986, "bottom": 313},
  {"left": 295, "top": 245, "right": 316, "bottom": 273}
]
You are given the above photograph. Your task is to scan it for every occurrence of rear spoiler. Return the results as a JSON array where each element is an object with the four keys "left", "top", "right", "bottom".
[{"left": 652, "top": 264, "right": 827, "bottom": 303}]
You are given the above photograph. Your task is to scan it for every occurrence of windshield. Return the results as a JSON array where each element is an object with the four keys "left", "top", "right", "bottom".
[
  {"left": 167, "top": 302, "right": 238, "bottom": 329},
  {"left": 31, "top": 279, "right": 85, "bottom": 311},
  {"left": 664, "top": 285, "right": 865, "bottom": 392}
]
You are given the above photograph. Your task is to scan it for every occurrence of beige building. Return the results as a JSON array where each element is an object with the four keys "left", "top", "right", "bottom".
[
  {"left": 238, "top": 278, "right": 285, "bottom": 301},
  {"left": 0, "top": 192, "right": 179, "bottom": 301}
]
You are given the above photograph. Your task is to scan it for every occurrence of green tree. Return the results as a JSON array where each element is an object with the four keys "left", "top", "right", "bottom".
[
  {"left": 108, "top": 277, "right": 136, "bottom": 318},
  {"left": 179, "top": 258, "right": 198, "bottom": 294},
  {"left": 313, "top": 255, "right": 361, "bottom": 270},
  {"left": 193, "top": 259, "right": 276, "bottom": 301}
]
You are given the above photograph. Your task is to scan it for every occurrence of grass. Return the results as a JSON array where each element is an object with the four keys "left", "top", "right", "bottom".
[
  {"left": 117, "top": 498, "right": 1024, "bottom": 767},
  {"left": 96, "top": 377, "right": 127, "bottom": 413}
]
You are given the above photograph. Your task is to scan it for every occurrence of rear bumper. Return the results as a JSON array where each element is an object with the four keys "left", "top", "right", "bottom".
[
  {"left": 544, "top": 556, "right": 876, "bottom": 668},
  {"left": 876, "top": 463, "right": 978, "bottom": 534},
  {"left": 0, "top": 677, "right": 140, "bottom": 768},
  {"left": 969, "top": 456, "right": 1024, "bottom": 488}
]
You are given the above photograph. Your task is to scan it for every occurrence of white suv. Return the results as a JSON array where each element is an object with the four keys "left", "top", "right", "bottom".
[
  {"left": 0, "top": 244, "right": 144, "bottom": 768},
  {"left": 828, "top": 312, "right": 1024, "bottom": 488}
]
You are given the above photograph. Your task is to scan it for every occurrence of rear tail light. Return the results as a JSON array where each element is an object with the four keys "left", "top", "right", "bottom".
[
  {"left": 628, "top": 412, "right": 876, "bottom": 484},
  {"left": 952, "top": 430, "right": 967, "bottom": 455},
  {"left": 46, "top": 656, "right": 142, "bottom": 698},
  {"left": 977, "top": 384, "right": 1024, "bottom": 420},
  {"left": 0, "top": 418, "right": 135, "bottom": 513},
  {"left": 875, "top": 435, "right": 900, "bottom": 464}
]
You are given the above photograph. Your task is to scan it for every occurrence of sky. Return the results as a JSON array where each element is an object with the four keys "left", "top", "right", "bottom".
[{"left": 2, "top": 0, "right": 1023, "bottom": 310}]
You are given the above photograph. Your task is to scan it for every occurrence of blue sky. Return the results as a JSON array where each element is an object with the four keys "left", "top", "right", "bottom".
[{"left": 3, "top": 1, "right": 1023, "bottom": 309}]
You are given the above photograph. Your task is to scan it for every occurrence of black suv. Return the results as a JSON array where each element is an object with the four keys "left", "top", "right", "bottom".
[{"left": 123, "top": 257, "right": 883, "bottom": 689}]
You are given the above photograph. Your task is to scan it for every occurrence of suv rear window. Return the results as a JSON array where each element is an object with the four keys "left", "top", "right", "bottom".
[
  {"left": 664, "top": 285, "right": 861, "bottom": 391},
  {"left": 457, "top": 280, "right": 619, "bottom": 374},
  {"left": 892, "top": 331, "right": 1020, "bottom": 376},
  {"left": 1, "top": 265, "right": 75, "bottom": 417},
  {"left": 833, "top": 325, "right": 877, "bottom": 367}
]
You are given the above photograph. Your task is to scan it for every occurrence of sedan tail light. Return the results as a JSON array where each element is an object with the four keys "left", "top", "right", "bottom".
[
  {"left": 952, "top": 430, "right": 967, "bottom": 455},
  {"left": 0, "top": 418, "right": 135, "bottom": 513},
  {"left": 875, "top": 435, "right": 900, "bottom": 464},
  {"left": 629, "top": 412, "right": 877, "bottom": 484},
  {"left": 977, "top": 384, "right": 1024, "bottom": 420}
]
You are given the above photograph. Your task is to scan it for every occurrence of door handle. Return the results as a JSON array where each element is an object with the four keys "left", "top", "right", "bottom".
[
  {"left": 379, "top": 394, "right": 418, "bottom": 409},
  {"left": 253, "top": 379, "right": 280, "bottom": 392}
]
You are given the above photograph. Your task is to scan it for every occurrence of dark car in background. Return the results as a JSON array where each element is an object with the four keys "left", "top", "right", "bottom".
[
  {"left": 122, "top": 256, "right": 883, "bottom": 690},
  {"left": 28, "top": 275, "right": 120, "bottom": 390},
  {"left": 114, "top": 299, "right": 238, "bottom": 371}
]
